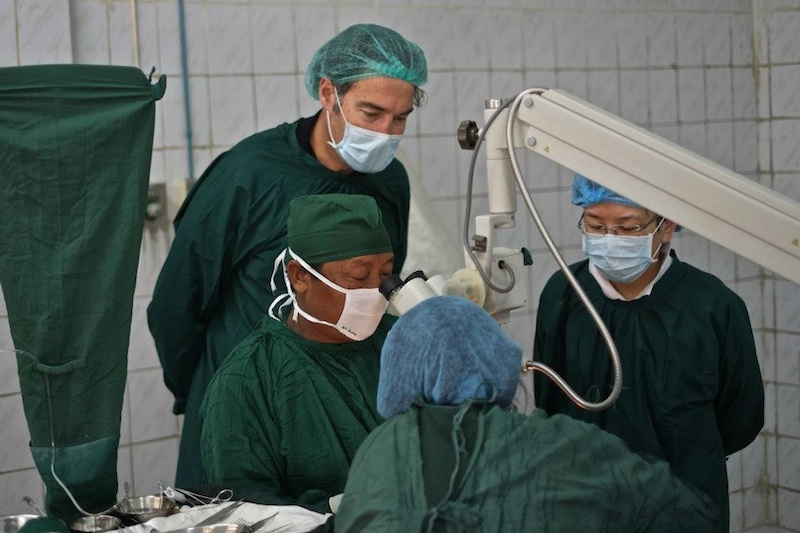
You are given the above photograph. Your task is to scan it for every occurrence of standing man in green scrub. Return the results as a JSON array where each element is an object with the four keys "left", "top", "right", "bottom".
[
  {"left": 532, "top": 174, "right": 764, "bottom": 532},
  {"left": 147, "top": 23, "right": 428, "bottom": 488}
]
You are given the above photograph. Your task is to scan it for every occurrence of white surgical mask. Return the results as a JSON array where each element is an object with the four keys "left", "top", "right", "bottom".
[
  {"left": 582, "top": 220, "right": 664, "bottom": 283},
  {"left": 327, "top": 89, "right": 401, "bottom": 174},
  {"left": 271, "top": 248, "right": 389, "bottom": 341}
]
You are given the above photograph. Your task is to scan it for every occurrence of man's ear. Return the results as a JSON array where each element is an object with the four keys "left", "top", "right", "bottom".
[
  {"left": 318, "top": 77, "right": 336, "bottom": 113},
  {"left": 660, "top": 219, "right": 678, "bottom": 244},
  {"left": 286, "top": 260, "right": 310, "bottom": 295}
]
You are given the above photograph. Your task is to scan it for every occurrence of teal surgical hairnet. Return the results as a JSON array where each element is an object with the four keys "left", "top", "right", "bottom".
[
  {"left": 377, "top": 296, "right": 522, "bottom": 419},
  {"left": 571, "top": 174, "right": 642, "bottom": 209},
  {"left": 304, "top": 23, "right": 428, "bottom": 99}
]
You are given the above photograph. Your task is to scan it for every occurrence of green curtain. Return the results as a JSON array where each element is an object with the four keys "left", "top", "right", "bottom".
[{"left": 0, "top": 64, "right": 166, "bottom": 521}]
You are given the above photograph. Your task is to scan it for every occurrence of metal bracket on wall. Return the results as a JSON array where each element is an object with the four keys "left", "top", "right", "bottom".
[{"left": 145, "top": 182, "right": 168, "bottom": 231}]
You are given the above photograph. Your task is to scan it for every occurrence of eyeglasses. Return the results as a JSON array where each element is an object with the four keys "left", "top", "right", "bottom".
[{"left": 578, "top": 214, "right": 663, "bottom": 236}]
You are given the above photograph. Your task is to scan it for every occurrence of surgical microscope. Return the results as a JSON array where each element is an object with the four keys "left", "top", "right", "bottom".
[{"left": 379, "top": 87, "right": 800, "bottom": 411}]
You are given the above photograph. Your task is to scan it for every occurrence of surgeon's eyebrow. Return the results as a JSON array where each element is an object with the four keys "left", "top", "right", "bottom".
[
  {"left": 359, "top": 100, "right": 415, "bottom": 117},
  {"left": 584, "top": 212, "right": 647, "bottom": 223}
]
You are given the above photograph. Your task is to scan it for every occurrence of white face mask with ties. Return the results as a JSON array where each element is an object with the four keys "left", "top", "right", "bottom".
[{"left": 272, "top": 249, "right": 389, "bottom": 341}]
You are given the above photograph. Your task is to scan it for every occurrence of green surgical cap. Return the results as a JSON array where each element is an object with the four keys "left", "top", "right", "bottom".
[
  {"left": 304, "top": 23, "right": 428, "bottom": 99},
  {"left": 287, "top": 193, "right": 393, "bottom": 264}
]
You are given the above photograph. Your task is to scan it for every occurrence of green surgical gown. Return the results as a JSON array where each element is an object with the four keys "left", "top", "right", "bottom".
[
  {"left": 199, "top": 313, "right": 396, "bottom": 508},
  {"left": 147, "top": 115, "right": 410, "bottom": 486},
  {"left": 533, "top": 251, "right": 764, "bottom": 533},
  {"left": 336, "top": 402, "right": 719, "bottom": 532}
]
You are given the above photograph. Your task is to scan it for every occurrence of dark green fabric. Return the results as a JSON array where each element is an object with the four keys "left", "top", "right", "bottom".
[
  {"left": 18, "top": 517, "right": 70, "bottom": 533},
  {"left": 0, "top": 64, "right": 164, "bottom": 520},
  {"left": 147, "top": 117, "right": 410, "bottom": 487},
  {"left": 199, "top": 313, "right": 396, "bottom": 508},
  {"left": 31, "top": 436, "right": 119, "bottom": 521},
  {"left": 287, "top": 193, "right": 392, "bottom": 264},
  {"left": 337, "top": 403, "right": 719, "bottom": 532},
  {"left": 418, "top": 403, "right": 481, "bottom": 512},
  {"left": 533, "top": 250, "right": 764, "bottom": 533}
]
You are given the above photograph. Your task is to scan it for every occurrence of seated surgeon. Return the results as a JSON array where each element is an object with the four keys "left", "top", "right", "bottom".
[
  {"left": 335, "top": 296, "right": 719, "bottom": 532},
  {"left": 199, "top": 193, "right": 396, "bottom": 509}
]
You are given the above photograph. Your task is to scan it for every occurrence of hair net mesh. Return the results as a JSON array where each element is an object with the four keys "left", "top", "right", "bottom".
[
  {"left": 377, "top": 296, "right": 522, "bottom": 419},
  {"left": 571, "top": 174, "right": 682, "bottom": 230},
  {"left": 571, "top": 174, "right": 642, "bottom": 209},
  {"left": 304, "top": 23, "right": 428, "bottom": 99}
]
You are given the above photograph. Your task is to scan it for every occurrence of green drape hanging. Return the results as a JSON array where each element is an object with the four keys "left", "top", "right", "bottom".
[{"left": 0, "top": 64, "right": 166, "bottom": 521}]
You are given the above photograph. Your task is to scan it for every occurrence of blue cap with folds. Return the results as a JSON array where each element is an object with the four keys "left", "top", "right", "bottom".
[
  {"left": 571, "top": 174, "right": 642, "bottom": 209},
  {"left": 377, "top": 295, "right": 522, "bottom": 419},
  {"left": 571, "top": 173, "right": 683, "bottom": 230}
]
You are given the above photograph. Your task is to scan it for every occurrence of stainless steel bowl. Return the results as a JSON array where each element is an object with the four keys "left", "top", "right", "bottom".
[
  {"left": 68, "top": 515, "right": 120, "bottom": 533},
  {"left": 118, "top": 495, "right": 177, "bottom": 523},
  {"left": 2, "top": 515, "right": 39, "bottom": 533}
]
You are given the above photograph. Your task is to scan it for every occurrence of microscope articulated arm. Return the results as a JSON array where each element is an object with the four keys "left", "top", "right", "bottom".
[{"left": 511, "top": 88, "right": 800, "bottom": 285}]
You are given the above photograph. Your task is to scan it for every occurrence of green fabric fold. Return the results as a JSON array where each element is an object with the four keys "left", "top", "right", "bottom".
[
  {"left": 0, "top": 64, "right": 165, "bottom": 520},
  {"left": 31, "top": 435, "right": 121, "bottom": 521}
]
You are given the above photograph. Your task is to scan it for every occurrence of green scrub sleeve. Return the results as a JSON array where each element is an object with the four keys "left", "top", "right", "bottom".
[
  {"left": 336, "top": 406, "right": 718, "bottom": 532},
  {"left": 147, "top": 155, "right": 282, "bottom": 413},
  {"left": 714, "top": 296, "right": 764, "bottom": 454},
  {"left": 200, "top": 348, "right": 286, "bottom": 497},
  {"left": 199, "top": 315, "right": 389, "bottom": 508}
]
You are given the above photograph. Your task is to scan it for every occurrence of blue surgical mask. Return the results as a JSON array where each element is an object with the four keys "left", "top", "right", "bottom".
[
  {"left": 326, "top": 89, "right": 402, "bottom": 174},
  {"left": 582, "top": 220, "right": 664, "bottom": 283}
]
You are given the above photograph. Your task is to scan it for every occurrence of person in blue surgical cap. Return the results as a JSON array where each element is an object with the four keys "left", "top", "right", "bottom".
[
  {"left": 335, "top": 295, "right": 719, "bottom": 532},
  {"left": 532, "top": 174, "right": 764, "bottom": 533},
  {"left": 147, "top": 23, "right": 428, "bottom": 487}
]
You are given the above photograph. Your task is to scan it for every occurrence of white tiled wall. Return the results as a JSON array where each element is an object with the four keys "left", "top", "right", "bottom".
[{"left": 1, "top": 1, "right": 798, "bottom": 530}]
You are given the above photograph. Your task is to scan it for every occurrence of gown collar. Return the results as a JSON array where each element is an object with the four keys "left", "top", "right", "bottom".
[{"left": 589, "top": 244, "right": 674, "bottom": 301}]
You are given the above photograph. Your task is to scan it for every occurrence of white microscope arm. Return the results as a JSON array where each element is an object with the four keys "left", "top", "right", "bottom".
[
  {"left": 508, "top": 88, "right": 800, "bottom": 285},
  {"left": 451, "top": 87, "right": 800, "bottom": 411}
]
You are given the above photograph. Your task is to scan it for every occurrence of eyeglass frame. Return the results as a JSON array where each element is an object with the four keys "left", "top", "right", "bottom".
[{"left": 577, "top": 213, "right": 664, "bottom": 236}]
